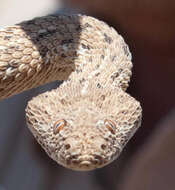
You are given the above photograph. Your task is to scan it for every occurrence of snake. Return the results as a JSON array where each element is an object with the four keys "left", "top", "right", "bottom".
[{"left": 0, "top": 14, "right": 142, "bottom": 171}]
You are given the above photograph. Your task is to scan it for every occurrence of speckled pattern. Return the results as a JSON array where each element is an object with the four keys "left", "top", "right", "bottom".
[{"left": 0, "top": 14, "right": 142, "bottom": 171}]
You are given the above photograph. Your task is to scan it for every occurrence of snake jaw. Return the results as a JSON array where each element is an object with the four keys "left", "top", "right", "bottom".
[
  {"left": 56, "top": 135, "right": 119, "bottom": 171},
  {"left": 59, "top": 134, "right": 122, "bottom": 171}
]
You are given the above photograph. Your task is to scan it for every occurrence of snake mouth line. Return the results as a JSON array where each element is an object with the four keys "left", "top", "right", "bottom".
[
  {"left": 79, "top": 160, "right": 93, "bottom": 169},
  {"left": 63, "top": 153, "right": 108, "bottom": 171}
]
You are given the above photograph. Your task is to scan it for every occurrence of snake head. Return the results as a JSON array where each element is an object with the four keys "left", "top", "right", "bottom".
[{"left": 26, "top": 83, "right": 142, "bottom": 171}]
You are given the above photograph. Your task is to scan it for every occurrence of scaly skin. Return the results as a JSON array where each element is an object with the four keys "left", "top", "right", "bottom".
[{"left": 0, "top": 14, "right": 142, "bottom": 171}]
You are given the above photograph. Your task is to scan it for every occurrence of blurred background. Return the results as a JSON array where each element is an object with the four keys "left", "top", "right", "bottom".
[{"left": 0, "top": 0, "right": 175, "bottom": 189}]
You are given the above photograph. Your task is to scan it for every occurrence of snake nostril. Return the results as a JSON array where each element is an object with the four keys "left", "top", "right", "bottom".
[
  {"left": 101, "top": 144, "right": 106, "bottom": 150},
  {"left": 83, "top": 132, "right": 86, "bottom": 136},
  {"left": 71, "top": 154, "right": 79, "bottom": 159},
  {"left": 65, "top": 144, "right": 71, "bottom": 150}
]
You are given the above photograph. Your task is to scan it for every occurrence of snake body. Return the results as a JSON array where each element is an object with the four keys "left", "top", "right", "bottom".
[{"left": 0, "top": 14, "right": 142, "bottom": 171}]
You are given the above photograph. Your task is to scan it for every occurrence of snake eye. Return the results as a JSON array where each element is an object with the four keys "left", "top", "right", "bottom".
[
  {"left": 104, "top": 119, "right": 116, "bottom": 134},
  {"left": 53, "top": 119, "right": 67, "bottom": 134}
]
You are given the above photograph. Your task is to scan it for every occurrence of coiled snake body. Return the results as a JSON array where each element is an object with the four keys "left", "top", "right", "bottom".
[{"left": 0, "top": 14, "right": 142, "bottom": 171}]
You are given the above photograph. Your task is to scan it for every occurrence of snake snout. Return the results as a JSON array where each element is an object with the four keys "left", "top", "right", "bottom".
[
  {"left": 64, "top": 152, "right": 101, "bottom": 171},
  {"left": 79, "top": 160, "right": 92, "bottom": 169}
]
